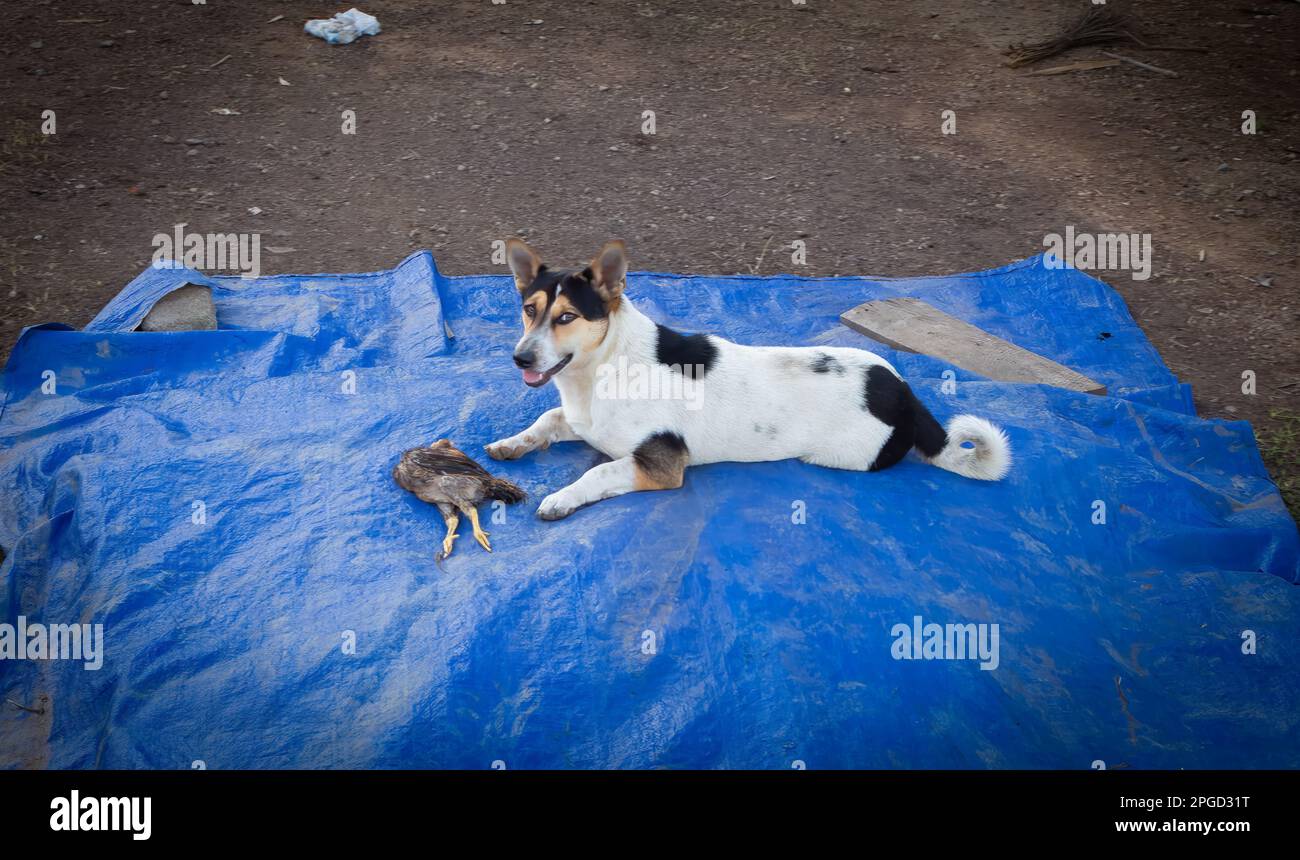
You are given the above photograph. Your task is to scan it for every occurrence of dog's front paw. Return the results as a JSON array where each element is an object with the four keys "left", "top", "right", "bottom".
[
  {"left": 537, "top": 490, "right": 578, "bottom": 521},
  {"left": 486, "top": 436, "right": 533, "bottom": 460}
]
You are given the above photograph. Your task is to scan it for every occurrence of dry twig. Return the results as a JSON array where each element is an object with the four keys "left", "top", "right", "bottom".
[{"left": 1005, "top": 7, "right": 1204, "bottom": 68}]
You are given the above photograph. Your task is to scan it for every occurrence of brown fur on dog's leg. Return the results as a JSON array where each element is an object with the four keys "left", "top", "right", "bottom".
[{"left": 632, "top": 431, "right": 689, "bottom": 490}]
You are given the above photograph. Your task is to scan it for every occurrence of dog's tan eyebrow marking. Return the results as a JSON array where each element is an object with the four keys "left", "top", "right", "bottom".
[
  {"left": 550, "top": 294, "right": 577, "bottom": 320},
  {"left": 523, "top": 293, "right": 550, "bottom": 329},
  {"left": 524, "top": 274, "right": 564, "bottom": 324}
]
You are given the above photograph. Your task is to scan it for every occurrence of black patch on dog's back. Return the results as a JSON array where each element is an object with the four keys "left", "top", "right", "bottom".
[
  {"left": 655, "top": 324, "right": 717, "bottom": 379},
  {"left": 862, "top": 365, "right": 948, "bottom": 470},
  {"left": 811, "top": 353, "right": 846, "bottom": 375}
]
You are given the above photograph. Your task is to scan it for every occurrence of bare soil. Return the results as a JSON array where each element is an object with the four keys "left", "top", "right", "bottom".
[{"left": 2, "top": 0, "right": 1297, "bottom": 514}]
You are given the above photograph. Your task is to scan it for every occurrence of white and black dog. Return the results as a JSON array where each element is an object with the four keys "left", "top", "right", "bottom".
[{"left": 486, "top": 239, "right": 1011, "bottom": 520}]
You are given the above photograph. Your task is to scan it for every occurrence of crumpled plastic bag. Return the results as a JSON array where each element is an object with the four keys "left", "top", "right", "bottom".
[{"left": 304, "top": 8, "right": 381, "bottom": 45}]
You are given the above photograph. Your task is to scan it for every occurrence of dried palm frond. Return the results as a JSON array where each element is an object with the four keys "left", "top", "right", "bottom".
[{"left": 1004, "top": 7, "right": 1141, "bottom": 68}]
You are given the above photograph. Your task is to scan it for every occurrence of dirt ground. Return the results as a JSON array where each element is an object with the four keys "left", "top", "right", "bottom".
[{"left": 1, "top": 0, "right": 1297, "bottom": 514}]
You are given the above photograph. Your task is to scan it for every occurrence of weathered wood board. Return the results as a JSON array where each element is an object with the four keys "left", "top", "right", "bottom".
[{"left": 840, "top": 297, "right": 1107, "bottom": 395}]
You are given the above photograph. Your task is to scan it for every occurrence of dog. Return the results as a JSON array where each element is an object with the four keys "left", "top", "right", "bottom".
[{"left": 486, "top": 239, "right": 1011, "bottom": 520}]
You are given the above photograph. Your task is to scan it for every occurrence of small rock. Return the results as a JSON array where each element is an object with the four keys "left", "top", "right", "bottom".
[
  {"left": 98, "top": 39, "right": 115, "bottom": 48},
  {"left": 1216, "top": 163, "right": 1230, "bottom": 172},
  {"left": 137, "top": 285, "right": 217, "bottom": 332}
]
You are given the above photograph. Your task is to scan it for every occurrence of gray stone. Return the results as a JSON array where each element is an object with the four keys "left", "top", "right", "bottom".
[{"left": 136, "top": 284, "right": 217, "bottom": 332}]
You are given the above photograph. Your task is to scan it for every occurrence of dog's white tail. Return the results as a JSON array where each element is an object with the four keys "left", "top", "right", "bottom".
[{"left": 924, "top": 414, "right": 1011, "bottom": 481}]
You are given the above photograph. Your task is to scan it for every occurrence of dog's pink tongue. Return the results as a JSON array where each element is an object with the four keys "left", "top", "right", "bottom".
[{"left": 522, "top": 369, "right": 544, "bottom": 385}]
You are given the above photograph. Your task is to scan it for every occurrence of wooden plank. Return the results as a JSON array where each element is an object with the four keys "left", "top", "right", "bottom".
[{"left": 840, "top": 297, "right": 1107, "bottom": 394}]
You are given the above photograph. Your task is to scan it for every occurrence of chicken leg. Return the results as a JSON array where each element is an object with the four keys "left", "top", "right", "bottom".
[
  {"left": 466, "top": 506, "right": 491, "bottom": 552},
  {"left": 438, "top": 508, "right": 460, "bottom": 560}
]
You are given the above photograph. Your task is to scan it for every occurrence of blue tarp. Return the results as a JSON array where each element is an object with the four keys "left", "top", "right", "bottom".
[{"left": 1, "top": 251, "right": 1297, "bottom": 769}]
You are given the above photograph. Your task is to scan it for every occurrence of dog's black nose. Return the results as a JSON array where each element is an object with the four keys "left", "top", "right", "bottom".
[{"left": 513, "top": 351, "right": 536, "bottom": 369}]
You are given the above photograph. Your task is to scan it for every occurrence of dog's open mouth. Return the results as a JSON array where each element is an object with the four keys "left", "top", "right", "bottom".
[{"left": 522, "top": 354, "right": 572, "bottom": 387}]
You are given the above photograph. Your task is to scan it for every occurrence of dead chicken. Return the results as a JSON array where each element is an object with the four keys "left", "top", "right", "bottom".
[{"left": 392, "top": 439, "right": 526, "bottom": 559}]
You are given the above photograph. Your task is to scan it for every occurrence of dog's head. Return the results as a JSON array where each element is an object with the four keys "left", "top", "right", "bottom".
[{"left": 505, "top": 238, "right": 628, "bottom": 387}]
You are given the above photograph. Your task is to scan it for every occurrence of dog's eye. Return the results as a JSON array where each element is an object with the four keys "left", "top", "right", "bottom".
[
  {"left": 555, "top": 312, "right": 578, "bottom": 325},
  {"left": 524, "top": 305, "right": 537, "bottom": 319}
]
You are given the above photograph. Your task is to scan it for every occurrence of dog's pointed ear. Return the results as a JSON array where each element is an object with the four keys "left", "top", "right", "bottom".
[
  {"left": 506, "top": 238, "right": 542, "bottom": 293},
  {"left": 590, "top": 240, "right": 628, "bottom": 300}
]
